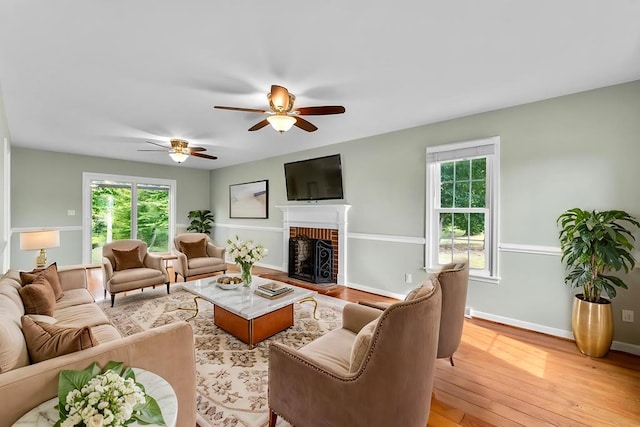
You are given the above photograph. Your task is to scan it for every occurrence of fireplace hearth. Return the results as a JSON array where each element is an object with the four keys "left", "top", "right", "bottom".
[{"left": 289, "top": 235, "right": 334, "bottom": 284}]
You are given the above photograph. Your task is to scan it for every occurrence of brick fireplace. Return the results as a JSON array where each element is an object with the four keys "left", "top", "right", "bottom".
[{"left": 277, "top": 204, "right": 351, "bottom": 285}]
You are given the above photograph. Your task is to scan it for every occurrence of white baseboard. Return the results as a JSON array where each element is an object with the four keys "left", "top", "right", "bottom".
[{"left": 469, "top": 309, "right": 640, "bottom": 356}]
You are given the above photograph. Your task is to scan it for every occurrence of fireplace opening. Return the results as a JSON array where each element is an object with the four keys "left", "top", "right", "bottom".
[{"left": 289, "top": 235, "right": 334, "bottom": 284}]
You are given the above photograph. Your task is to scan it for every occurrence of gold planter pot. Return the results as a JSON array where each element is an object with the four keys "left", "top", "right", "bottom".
[{"left": 571, "top": 294, "right": 613, "bottom": 357}]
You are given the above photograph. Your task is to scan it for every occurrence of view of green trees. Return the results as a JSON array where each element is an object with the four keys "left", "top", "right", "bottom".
[
  {"left": 440, "top": 158, "right": 486, "bottom": 236},
  {"left": 91, "top": 182, "right": 169, "bottom": 263}
]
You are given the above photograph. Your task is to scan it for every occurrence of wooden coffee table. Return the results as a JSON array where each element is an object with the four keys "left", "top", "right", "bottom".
[{"left": 183, "top": 276, "right": 316, "bottom": 347}]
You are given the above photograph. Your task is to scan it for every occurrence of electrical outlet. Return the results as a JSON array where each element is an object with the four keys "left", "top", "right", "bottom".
[
  {"left": 622, "top": 310, "right": 634, "bottom": 323},
  {"left": 404, "top": 273, "right": 412, "bottom": 284},
  {"left": 67, "top": 210, "right": 76, "bottom": 216}
]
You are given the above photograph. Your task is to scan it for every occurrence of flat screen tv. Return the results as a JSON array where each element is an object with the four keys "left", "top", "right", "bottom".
[{"left": 284, "top": 154, "right": 344, "bottom": 201}]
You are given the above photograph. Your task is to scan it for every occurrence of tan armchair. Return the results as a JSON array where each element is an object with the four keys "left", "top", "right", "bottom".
[
  {"left": 360, "top": 262, "right": 469, "bottom": 366},
  {"left": 172, "top": 233, "right": 226, "bottom": 282},
  {"left": 102, "top": 239, "right": 169, "bottom": 307},
  {"left": 268, "top": 278, "right": 442, "bottom": 427}
]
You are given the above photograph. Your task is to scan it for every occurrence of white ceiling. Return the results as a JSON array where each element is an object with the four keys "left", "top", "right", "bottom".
[{"left": 1, "top": 1, "right": 639, "bottom": 170}]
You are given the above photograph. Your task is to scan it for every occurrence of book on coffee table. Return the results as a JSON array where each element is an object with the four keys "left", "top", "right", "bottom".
[
  {"left": 254, "top": 287, "right": 294, "bottom": 299},
  {"left": 257, "top": 282, "right": 291, "bottom": 296}
]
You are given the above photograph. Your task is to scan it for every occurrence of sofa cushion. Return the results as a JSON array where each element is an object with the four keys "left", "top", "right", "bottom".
[
  {"left": 0, "top": 314, "right": 30, "bottom": 373},
  {"left": 20, "top": 262, "right": 64, "bottom": 300},
  {"left": 21, "top": 316, "right": 98, "bottom": 363},
  {"left": 90, "top": 324, "right": 123, "bottom": 344},
  {"left": 181, "top": 238, "right": 208, "bottom": 259},
  {"left": 109, "top": 268, "right": 164, "bottom": 285},
  {"left": 54, "top": 303, "right": 111, "bottom": 329},
  {"left": 299, "top": 328, "right": 356, "bottom": 373},
  {"left": 349, "top": 318, "right": 379, "bottom": 373},
  {"left": 112, "top": 247, "right": 144, "bottom": 271},
  {"left": 54, "top": 288, "right": 95, "bottom": 310},
  {"left": 18, "top": 276, "right": 56, "bottom": 316}
]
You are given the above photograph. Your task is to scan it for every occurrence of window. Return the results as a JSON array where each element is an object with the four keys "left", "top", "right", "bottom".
[
  {"left": 82, "top": 173, "right": 176, "bottom": 264},
  {"left": 426, "top": 137, "right": 499, "bottom": 280}
]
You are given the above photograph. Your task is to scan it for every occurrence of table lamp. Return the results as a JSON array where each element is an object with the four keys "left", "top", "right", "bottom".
[{"left": 20, "top": 230, "right": 60, "bottom": 268}]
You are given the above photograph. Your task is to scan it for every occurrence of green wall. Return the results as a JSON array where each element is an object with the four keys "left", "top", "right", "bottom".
[
  {"left": 0, "top": 83, "right": 10, "bottom": 272},
  {"left": 211, "top": 80, "right": 640, "bottom": 349},
  {"left": 10, "top": 147, "right": 211, "bottom": 269}
]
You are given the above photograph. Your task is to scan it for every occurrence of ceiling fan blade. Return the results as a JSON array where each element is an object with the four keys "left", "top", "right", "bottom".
[
  {"left": 249, "top": 119, "right": 270, "bottom": 131},
  {"left": 295, "top": 106, "right": 346, "bottom": 116},
  {"left": 137, "top": 149, "right": 168, "bottom": 152},
  {"left": 293, "top": 117, "right": 318, "bottom": 132},
  {"left": 187, "top": 146, "right": 206, "bottom": 152},
  {"left": 191, "top": 152, "right": 218, "bottom": 160},
  {"left": 270, "top": 85, "right": 291, "bottom": 110},
  {"left": 146, "top": 141, "right": 168, "bottom": 148},
  {"left": 214, "top": 106, "right": 268, "bottom": 113}
]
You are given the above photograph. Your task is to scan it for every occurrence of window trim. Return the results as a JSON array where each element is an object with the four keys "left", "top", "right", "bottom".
[
  {"left": 425, "top": 137, "right": 500, "bottom": 281},
  {"left": 82, "top": 172, "right": 177, "bottom": 265}
]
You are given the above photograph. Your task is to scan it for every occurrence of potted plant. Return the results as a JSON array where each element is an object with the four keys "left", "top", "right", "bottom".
[
  {"left": 187, "top": 210, "right": 215, "bottom": 235},
  {"left": 557, "top": 208, "right": 639, "bottom": 357}
]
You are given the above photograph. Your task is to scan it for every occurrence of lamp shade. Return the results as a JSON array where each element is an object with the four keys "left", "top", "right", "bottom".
[
  {"left": 20, "top": 230, "right": 60, "bottom": 251},
  {"left": 267, "top": 114, "right": 297, "bottom": 132}
]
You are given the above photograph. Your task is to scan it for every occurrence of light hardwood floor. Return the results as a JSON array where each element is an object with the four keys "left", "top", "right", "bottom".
[{"left": 89, "top": 266, "right": 640, "bottom": 426}]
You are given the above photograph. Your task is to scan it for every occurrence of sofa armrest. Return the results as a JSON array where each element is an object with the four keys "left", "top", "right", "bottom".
[
  {"left": 206, "top": 243, "right": 225, "bottom": 259},
  {"left": 341, "top": 303, "right": 383, "bottom": 334},
  {"left": 57, "top": 265, "right": 89, "bottom": 291},
  {"left": 0, "top": 322, "right": 196, "bottom": 427}
]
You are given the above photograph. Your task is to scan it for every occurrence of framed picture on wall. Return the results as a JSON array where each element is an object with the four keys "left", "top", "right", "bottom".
[{"left": 229, "top": 180, "right": 269, "bottom": 219}]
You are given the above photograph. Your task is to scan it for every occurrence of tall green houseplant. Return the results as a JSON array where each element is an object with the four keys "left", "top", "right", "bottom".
[
  {"left": 187, "top": 210, "right": 215, "bottom": 235},
  {"left": 557, "top": 208, "right": 639, "bottom": 356}
]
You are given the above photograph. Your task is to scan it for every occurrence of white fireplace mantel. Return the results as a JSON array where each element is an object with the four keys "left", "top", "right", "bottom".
[{"left": 277, "top": 204, "right": 351, "bottom": 285}]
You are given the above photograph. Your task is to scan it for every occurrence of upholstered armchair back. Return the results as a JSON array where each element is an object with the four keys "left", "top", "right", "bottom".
[
  {"left": 102, "top": 239, "right": 149, "bottom": 269},
  {"left": 173, "top": 232, "right": 210, "bottom": 251},
  {"left": 436, "top": 262, "right": 469, "bottom": 360}
]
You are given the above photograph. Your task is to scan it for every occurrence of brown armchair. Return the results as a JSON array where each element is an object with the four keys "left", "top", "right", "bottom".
[
  {"left": 268, "top": 278, "right": 442, "bottom": 427},
  {"left": 172, "top": 233, "right": 226, "bottom": 282},
  {"left": 102, "top": 239, "right": 169, "bottom": 307},
  {"left": 360, "top": 262, "right": 469, "bottom": 366}
]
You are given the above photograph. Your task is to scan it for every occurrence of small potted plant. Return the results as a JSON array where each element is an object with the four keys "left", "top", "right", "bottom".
[
  {"left": 187, "top": 210, "right": 214, "bottom": 235},
  {"left": 557, "top": 208, "right": 639, "bottom": 357}
]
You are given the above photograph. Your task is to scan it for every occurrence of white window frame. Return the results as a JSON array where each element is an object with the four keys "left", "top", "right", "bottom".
[
  {"left": 425, "top": 136, "right": 500, "bottom": 283},
  {"left": 82, "top": 172, "right": 177, "bottom": 265}
]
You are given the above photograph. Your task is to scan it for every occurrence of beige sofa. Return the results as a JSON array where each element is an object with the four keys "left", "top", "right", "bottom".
[{"left": 0, "top": 265, "right": 196, "bottom": 426}]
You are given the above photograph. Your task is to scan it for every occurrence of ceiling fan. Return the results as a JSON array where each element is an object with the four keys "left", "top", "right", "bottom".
[
  {"left": 214, "top": 85, "right": 345, "bottom": 133},
  {"left": 138, "top": 139, "right": 217, "bottom": 163}
]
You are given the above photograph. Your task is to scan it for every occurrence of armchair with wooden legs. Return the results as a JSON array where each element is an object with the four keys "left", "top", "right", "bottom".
[{"left": 268, "top": 277, "right": 442, "bottom": 427}]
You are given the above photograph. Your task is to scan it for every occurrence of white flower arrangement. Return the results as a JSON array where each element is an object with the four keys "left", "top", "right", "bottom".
[
  {"left": 227, "top": 235, "right": 268, "bottom": 266},
  {"left": 56, "top": 361, "right": 165, "bottom": 427}
]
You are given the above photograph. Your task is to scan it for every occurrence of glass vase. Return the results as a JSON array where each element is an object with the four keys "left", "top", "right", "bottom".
[{"left": 241, "top": 263, "right": 253, "bottom": 288}]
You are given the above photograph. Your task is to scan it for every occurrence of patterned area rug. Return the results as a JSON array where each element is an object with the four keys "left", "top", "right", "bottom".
[{"left": 99, "top": 286, "right": 344, "bottom": 427}]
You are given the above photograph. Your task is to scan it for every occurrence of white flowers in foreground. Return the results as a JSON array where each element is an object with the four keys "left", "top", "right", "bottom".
[
  {"left": 227, "top": 235, "right": 268, "bottom": 266},
  {"left": 57, "top": 361, "right": 165, "bottom": 427},
  {"left": 61, "top": 371, "right": 145, "bottom": 427}
]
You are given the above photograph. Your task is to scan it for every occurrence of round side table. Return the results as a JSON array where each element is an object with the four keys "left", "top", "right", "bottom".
[{"left": 12, "top": 368, "right": 177, "bottom": 427}]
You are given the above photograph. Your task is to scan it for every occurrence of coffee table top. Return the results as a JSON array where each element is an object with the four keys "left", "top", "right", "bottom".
[{"left": 183, "top": 275, "right": 316, "bottom": 320}]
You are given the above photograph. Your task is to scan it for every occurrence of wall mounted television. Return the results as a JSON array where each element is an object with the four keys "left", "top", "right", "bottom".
[{"left": 284, "top": 154, "right": 344, "bottom": 201}]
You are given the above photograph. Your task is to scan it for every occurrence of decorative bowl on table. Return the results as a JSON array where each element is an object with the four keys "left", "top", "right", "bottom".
[{"left": 214, "top": 275, "right": 243, "bottom": 290}]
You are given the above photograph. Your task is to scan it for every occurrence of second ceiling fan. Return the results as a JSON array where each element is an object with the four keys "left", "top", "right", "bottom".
[{"left": 214, "top": 85, "right": 345, "bottom": 133}]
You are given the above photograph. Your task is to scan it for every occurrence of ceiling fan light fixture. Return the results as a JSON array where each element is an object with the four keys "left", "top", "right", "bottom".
[
  {"left": 169, "top": 151, "right": 189, "bottom": 163},
  {"left": 267, "top": 114, "right": 296, "bottom": 132}
]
